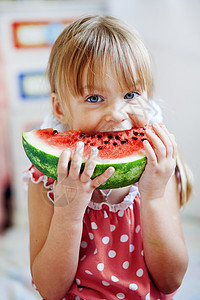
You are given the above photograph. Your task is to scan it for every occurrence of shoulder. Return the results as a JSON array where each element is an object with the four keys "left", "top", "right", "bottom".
[{"left": 28, "top": 179, "right": 54, "bottom": 207}]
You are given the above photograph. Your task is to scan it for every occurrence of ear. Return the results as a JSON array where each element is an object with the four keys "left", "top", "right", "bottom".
[{"left": 51, "top": 93, "right": 65, "bottom": 123}]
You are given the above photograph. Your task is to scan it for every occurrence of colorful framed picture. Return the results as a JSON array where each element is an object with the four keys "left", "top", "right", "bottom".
[
  {"left": 12, "top": 19, "right": 74, "bottom": 48},
  {"left": 18, "top": 71, "right": 50, "bottom": 100}
]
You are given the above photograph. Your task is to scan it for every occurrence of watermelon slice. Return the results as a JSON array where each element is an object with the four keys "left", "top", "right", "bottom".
[{"left": 22, "top": 127, "right": 150, "bottom": 189}]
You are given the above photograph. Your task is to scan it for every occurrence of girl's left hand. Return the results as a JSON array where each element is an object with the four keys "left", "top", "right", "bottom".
[{"left": 138, "top": 123, "right": 177, "bottom": 201}]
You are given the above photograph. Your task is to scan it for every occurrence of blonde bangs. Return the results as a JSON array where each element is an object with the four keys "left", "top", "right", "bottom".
[
  {"left": 64, "top": 30, "right": 154, "bottom": 98},
  {"left": 48, "top": 15, "right": 154, "bottom": 104}
]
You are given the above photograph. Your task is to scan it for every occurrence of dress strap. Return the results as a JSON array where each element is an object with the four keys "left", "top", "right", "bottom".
[{"left": 99, "top": 189, "right": 112, "bottom": 203}]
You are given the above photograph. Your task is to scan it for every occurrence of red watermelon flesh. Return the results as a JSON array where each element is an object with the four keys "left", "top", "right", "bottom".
[
  {"left": 22, "top": 125, "right": 155, "bottom": 189},
  {"left": 34, "top": 127, "right": 149, "bottom": 160}
]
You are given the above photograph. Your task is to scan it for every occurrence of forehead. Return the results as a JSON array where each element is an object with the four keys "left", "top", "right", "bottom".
[{"left": 80, "top": 59, "right": 140, "bottom": 94}]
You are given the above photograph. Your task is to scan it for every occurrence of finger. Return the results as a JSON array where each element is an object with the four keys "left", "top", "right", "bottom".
[
  {"left": 146, "top": 127, "right": 166, "bottom": 161},
  {"left": 160, "top": 125, "right": 178, "bottom": 159},
  {"left": 143, "top": 139, "right": 157, "bottom": 164},
  {"left": 69, "top": 141, "right": 84, "bottom": 179},
  {"left": 154, "top": 124, "right": 174, "bottom": 157},
  {"left": 80, "top": 148, "right": 98, "bottom": 183},
  {"left": 91, "top": 167, "right": 115, "bottom": 189},
  {"left": 170, "top": 134, "right": 178, "bottom": 159},
  {"left": 57, "top": 148, "right": 71, "bottom": 183}
]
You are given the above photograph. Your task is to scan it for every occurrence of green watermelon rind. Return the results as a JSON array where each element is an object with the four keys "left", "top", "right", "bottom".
[{"left": 22, "top": 134, "right": 147, "bottom": 190}]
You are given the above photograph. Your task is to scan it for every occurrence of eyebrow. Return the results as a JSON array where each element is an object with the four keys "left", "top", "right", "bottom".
[
  {"left": 81, "top": 85, "right": 104, "bottom": 90},
  {"left": 81, "top": 82, "right": 141, "bottom": 91},
  {"left": 80, "top": 85, "right": 106, "bottom": 94}
]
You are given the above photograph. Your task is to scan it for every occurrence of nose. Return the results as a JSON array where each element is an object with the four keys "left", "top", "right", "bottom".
[{"left": 105, "top": 100, "right": 127, "bottom": 123}]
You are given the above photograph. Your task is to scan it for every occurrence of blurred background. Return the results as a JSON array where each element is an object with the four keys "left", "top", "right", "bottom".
[{"left": 0, "top": 0, "right": 199, "bottom": 299}]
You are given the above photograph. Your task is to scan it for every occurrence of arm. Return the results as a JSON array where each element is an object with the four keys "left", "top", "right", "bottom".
[
  {"left": 29, "top": 143, "right": 114, "bottom": 300},
  {"left": 139, "top": 124, "right": 188, "bottom": 294},
  {"left": 28, "top": 181, "right": 82, "bottom": 300}
]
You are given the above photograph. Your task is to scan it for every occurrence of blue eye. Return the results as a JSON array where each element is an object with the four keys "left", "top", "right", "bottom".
[
  {"left": 124, "top": 92, "right": 140, "bottom": 100},
  {"left": 87, "top": 95, "right": 102, "bottom": 103}
]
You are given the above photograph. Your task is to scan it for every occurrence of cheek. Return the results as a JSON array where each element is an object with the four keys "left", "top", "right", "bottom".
[{"left": 71, "top": 110, "right": 98, "bottom": 131}]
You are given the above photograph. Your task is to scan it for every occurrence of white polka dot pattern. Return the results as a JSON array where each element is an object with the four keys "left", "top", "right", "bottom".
[
  {"left": 136, "top": 268, "right": 144, "bottom": 277},
  {"left": 66, "top": 195, "right": 170, "bottom": 299},
  {"left": 30, "top": 140, "right": 172, "bottom": 300},
  {"left": 97, "top": 263, "right": 104, "bottom": 271},
  {"left": 129, "top": 283, "right": 138, "bottom": 291},
  {"left": 80, "top": 241, "right": 87, "bottom": 248},
  {"left": 122, "top": 261, "right": 129, "bottom": 269},
  {"left": 88, "top": 232, "right": 94, "bottom": 240},
  {"left": 110, "top": 224, "right": 116, "bottom": 232},
  {"left": 135, "top": 225, "right": 141, "bottom": 233},
  {"left": 111, "top": 275, "right": 119, "bottom": 282},
  {"left": 120, "top": 234, "right": 129, "bottom": 242},
  {"left": 116, "top": 292, "right": 125, "bottom": 299},
  {"left": 102, "top": 236, "right": 110, "bottom": 244},
  {"left": 102, "top": 280, "right": 110, "bottom": 286},
  {"left": 91, "top": 222, "right": 98, "bottom": 229},
  {"left": 85, "top": 270, "right": 93, "bottom": 275},
  {"left": 108, "top": 250, "right": 116, "bottom": 258}
]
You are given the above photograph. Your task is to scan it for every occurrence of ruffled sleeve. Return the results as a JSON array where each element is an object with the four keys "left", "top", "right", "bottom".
[{"left": 22, "top": 165, "right": 55, "bottom": 203}]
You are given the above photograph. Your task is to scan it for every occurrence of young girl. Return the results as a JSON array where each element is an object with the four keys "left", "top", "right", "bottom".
[{"left": 26, "top": 15, "right": 193, "bottom": 300}]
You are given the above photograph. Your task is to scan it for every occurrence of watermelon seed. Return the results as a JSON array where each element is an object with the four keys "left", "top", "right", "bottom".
[
  {"left": 140, "top": 132, "right": 145, "bottom": 136},
  {"left": 141, "top": 138, "right": 147, "bottom": 142},
  {"left": 108, "top": 135, "right": 113, "bottom": 139},
  {"left": 52, "top": 130, "right": 58, "bottom": 135},
  {"left": 87, "top": 134, "right": 95, "bottom": 138},
  {"left": 121, "top": 139, "right": 128, "bottom": 144},
  {"left": 115, "top": 136, "right": 121, "bottom": 140},
  {"left": 90, "top": 143, "right": 95, "bottom": 146},
  {"left": 104, "top": 141, "right": 110, "bottom": 144},
  {"left": 80, "top": 133, "right": 86, "bottom": 138},
  {"left": 132, "top": 137, "right": 138, "bottom": 140},
  {"left": 134, "top": 132, "right": 139, "bottom": 136},
  {"left": 97, "top": 134, "right": 103, "bottom": 139},
  {"left": 98, "top": 146, "right": 104, "bottom": 150},
  {"left": 113, "top": 142, "right": 118, "bottom": 146}
]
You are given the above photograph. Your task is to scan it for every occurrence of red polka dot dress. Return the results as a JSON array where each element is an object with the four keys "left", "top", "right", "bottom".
[{"left": 25, "top": 166, "right": 176, "bottom": 300}]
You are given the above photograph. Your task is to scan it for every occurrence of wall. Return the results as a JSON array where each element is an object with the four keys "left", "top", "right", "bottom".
[
  {"left": 0, "top": 0, "right": 108, "bottom": 227},
  {"left": 108, "top": 0, "right": 200, "bottom": 217}
]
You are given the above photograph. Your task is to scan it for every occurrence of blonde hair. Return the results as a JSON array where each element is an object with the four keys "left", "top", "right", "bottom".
[
  {"left": 47, "top": 15, "right": 193, "bottom": 205},
  {"left": 48, "top": 15, "right": 154, "bottom": 115},
  {"left": 177, "top": 152, "right": 193, "bottom": 206}
]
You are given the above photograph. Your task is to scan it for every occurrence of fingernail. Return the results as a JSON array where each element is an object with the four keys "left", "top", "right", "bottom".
[
  {"left": 92, "top": 147, "right": 98, "bottom": 153},
  {"left": 109, "top": 167, "right": 115, "bottom": 173},
  {"left": 64, "top": 148, "right": 71, "bottom": 153},
  {"left": 77, "top": 141, "right": 84, "bottom": 148},
  {"left": 143, "top": 139, "right": 148, "bottom": 144}
]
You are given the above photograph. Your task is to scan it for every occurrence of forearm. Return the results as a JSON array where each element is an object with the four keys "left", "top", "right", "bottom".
[
  {"left": 32, "top": 210, "right": 83, "bottom": 300},
  {"left": 140, "top": 197, "right": 188, "bottom": 294}
]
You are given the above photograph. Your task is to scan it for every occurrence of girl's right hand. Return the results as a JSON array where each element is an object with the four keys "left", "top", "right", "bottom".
[{"left": 53, "top": 142, "right": 115, "bottom": 221}]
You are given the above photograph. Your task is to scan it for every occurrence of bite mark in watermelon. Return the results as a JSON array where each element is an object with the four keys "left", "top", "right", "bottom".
[{"left": 22, "top": 126, "right": 152, "bottom": 189}]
